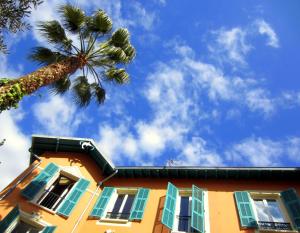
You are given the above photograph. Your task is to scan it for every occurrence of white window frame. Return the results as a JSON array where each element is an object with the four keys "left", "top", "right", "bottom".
[
  {"left": 249, "top": 191, "right": 297, "bottom": 233},
  {"left": 30, "top": 166, "right": 81, "bottom": 214},
  {"left": 172, "top": 189, "right": 210, "bottom": 233},
  {"left": 98, "top": 188, "right": 138, "bottom": 226}
]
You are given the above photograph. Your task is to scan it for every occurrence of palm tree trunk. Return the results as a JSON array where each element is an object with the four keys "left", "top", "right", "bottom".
[{"left": 0, "top": 56, "right": 81, "bottom": 112}]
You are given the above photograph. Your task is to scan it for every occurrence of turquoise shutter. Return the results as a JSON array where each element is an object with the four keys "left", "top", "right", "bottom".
[
  {"left": 281, "top": 188, "right": 300, "bottom": 230},
  {"left": 90, "top": 187, "right": 115, "bottom": 218},
  {"left": 21, "top": 162, "right": 59, "bottom": 200},
  {"left": 129, "top": 188, "right": 150, "bottom": 220},
  {"left": 234, "top": 191, "right": 257, "bottom": 228},
  {"left": 191, "top": 185, "right": 204, "bottom": 232},
  {"left": 57, "top": 178, "right": 90, "bottom": 217},
  {"left": 162, "top": 182, "right": 178, "bottom": 229},
  {"left": 0, "top": 206, "right": 19, "bottom": 232},
  {"left": 42, "top": 226, "right": 57, "bottom": 233}
]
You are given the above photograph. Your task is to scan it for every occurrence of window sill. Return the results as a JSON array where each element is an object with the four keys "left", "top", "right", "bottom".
[
  {"left": 100, "top": 218, "right": 129, "bottom": 224},
  {"left": 257, "top": 229, "right": 298, "bottom": 233}
]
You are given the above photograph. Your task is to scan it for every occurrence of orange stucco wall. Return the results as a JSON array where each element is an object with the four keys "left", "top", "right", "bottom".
[{"left": 1, "top": 151, "right": 300, "bottom": 233}]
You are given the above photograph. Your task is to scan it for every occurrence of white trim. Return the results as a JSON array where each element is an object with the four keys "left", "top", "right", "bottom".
[
  {"left": 249, "top": 191, "right": 295, "bottom": 232},
  {"left": 4, "top": 210, "right": 54, "bottom": 233}
]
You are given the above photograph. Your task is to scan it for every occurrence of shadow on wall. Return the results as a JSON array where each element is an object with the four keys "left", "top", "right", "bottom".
[{"left": 152, "top": 196, "right": 170, "bottom": 233}]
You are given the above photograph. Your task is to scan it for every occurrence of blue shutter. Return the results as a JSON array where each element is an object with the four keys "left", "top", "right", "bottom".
[
  {"left": 234, "top": 191, "right": 257, "bottom": 228},
  {"left": 162, "top": 182, "right": 178, "bottom": 229},
  {"left": 42, "top": 226, "right": 57, "bottom": 233},
  {"left": 21, "top": 163, "right": 59, "bottom": 200},
  {"left": 90, "top": 187, "right": 115, "bottom": 218},
  {"left": 129, "top": 188, "right": 150, "bottom": 220},
  {"left": 191, "top": 185, "right": 204, "bottom": 232},
  {"left": 281, "top": 188, "right": 300, "bottom": 230},
  {"left": 0, "top": 206, "right": 19, "bottom": 232},
  {"left": 57, "top": 178, "right": 90, "bottom": 217}
]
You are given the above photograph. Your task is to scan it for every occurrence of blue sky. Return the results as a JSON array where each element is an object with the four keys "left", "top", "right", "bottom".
[{"left": 1, "top": 0, "right": 300, "bottom": 189}]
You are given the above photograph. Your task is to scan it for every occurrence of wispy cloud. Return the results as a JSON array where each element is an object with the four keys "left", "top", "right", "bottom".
[
  {"left": 32, "top": 95, "right": 87, "bottom": 135},
  {"left": 256, "top": 19, "right": 279, "bottom": 48},
  {"left": 226, "top": 137, "right": 300, "bottom": 166},
  {"left": 208, "top": 19, "right": 280, "bottom": 66}
]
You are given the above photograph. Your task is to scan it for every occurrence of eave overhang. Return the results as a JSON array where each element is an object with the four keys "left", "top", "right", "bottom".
[
  {"left": 29, "top": 135, "right": 300, "bottom": 180},
  {"left": 30, "top": 135, "right": 115, "bottom": 175},
  {"left": 115, "top": 166, "right": 300, "bottom": 180}
]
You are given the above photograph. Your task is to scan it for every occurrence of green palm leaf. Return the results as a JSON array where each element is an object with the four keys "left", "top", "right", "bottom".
[
  {"left": 111, "top": 28, "right": 130, "bottom": 47},
  {"left": 86, "top": 10, "right": 112, "bottom": 33},
  {"left": 72, "top": 76, "right": 91, "bottom": 107},
  {"left": 50, "top": 76, "right": 71, "bottom": 94},
  {"left": 104, "top": 46, "right": 128, "bottom": 63},
  {"left": 91, "top": 83, "right": 106, "bottom": 104},
  {"left": 29, "top": 47, "right": 66, "bottom": 65},
  {"left": 38, "top": 20, "right": 71, "bottom": 49},
  {"left": 122, "top": 43, "right": 136, "bottom": 61},
  {"left": 105, "top": 68, "right": 129, "bottom": 84},
  {"left": 59, "top": 4, "right": 85, "bottom": 32}
]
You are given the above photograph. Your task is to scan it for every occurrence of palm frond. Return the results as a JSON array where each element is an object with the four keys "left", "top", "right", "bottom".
[
  {"left": 86, "top": 10, "right": 112, "bottom": 33},
  {"left": 105, "top": 68, "right": 129, "bottom": 84},
  {"left": 28, "top": 47, "right": 66, "bottom": 65},
  {"left": 38, "top": 20, "right": 72, "bottom": 50},
  {"left": 111, "top": 28, "right": 130, "bottom": 47},
  {"left": 50, "top": 76, "right": 71, "bottom": 94},
  {"left": 59, "top": 4, "right": 85, "bottom": 32},
  {"left": 72, "top": 76, "right": 91, "bottom": 107},
  {"left": 91, "top": 83, "right": 106, "bottom": 104},
  {"left": 122, "top": 43, "right": 136, "bottom": 61},
  {"left": 104, "top": 46, "right": 128, "bottom": 63}
]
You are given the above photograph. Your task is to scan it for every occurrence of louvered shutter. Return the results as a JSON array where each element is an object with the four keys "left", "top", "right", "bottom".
[
  {"left": 0, "top": 206, "right": 19, "bottom": 232},
  {"left": 162, "top": 182, "right": 178, "bottom": 229},
  {"left": 281, "top": 188, "right": 300, "bottom": 230},
  {"left": 21, "top": 163, "right": 59, "bottom": 200},
  {"left": 129, "top": 188, "right": 150, "bottom": 220},
  {"left": 191, "top": 185, "right": 204, "bottom": 232},
  {"left": 234, "top": 191, "right": 257, "bottom": 228},
  {"left": 90, "top": 187, "right": 115, "bottom": 218},
  {"left": 42, "top": 226, "right": 57, "bottom": 233},
  {"left": 57, "top": 178, "right": 90, "bottom": 217}
]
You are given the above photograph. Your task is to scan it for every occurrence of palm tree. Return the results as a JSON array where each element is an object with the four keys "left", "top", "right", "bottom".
[{"left": 0, "top": 4, "right": 135, "bottom": 112}]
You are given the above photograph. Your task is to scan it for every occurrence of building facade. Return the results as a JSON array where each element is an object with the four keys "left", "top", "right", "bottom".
[{"left": 0, "top": 135, "right": 300, "bottom": 233}]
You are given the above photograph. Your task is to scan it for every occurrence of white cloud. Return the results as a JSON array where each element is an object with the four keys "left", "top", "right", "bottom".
[
  {"left": 29, "top": 0, "right": 157, "bottom": 45},
  {"left": 245, "top": 89, "right": 275, "bottom": 115},
  {"left": 0, "top": 110, "right": 30, "bottom": 191},
  {"left": 174, "top": 137, "right": 224, "bottom": 166},
  {"left": 256, "top": 19, "right": 279, "bottom": 48},
  {"left": 209, "top": 19, "right": 279, "bottom": 66},
  {"left": 226, "top": 137, "right": 300, "bottom": 166},
  {"left": 209, "top": 27, "right": 251, "bottom": 64},
  {"left": 32, "top": 95, "right": 86, "bottom": 135}
]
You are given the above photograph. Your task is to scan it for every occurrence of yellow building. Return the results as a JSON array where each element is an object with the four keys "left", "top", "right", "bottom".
[{"left": 0, "top": 135, "right": 300, "bottom": 233}]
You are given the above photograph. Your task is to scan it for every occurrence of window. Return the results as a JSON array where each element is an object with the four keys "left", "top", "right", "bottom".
[
  {"left": 1, "top": 207, "right": 56, "bottom": 233},
  {"left": 36, "top": 174, "right": 76, "bottom": 211},
  {"left": 10, "top": 220, "right": 42, "bottom": 233},
  {"left": 252, "top": 196, "right": 292, "bottom": 231},
  {"left": 173, "top": 195, "right": 197, "bottom": 233},
  {"left": 105, "top": 192, "right": 136, "bottom": 220}
]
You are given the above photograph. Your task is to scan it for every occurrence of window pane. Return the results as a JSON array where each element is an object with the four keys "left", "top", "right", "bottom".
[
  {"left": 254, "top": 199, "right": 270, "bottom": 222},
  {"left": 120, "top": 194, "right": 135, "bottom": 219},
  {"left": 178, "top": 196, "right": 190, "bottom": 232},
  {"left": 110, "top": 194, "right": 125, "bottom": 219},
  {"left": 267, "top": 200, "right": 285, "bottom": 223},
  {"left": 11, "top": 220, "right": 40, "bottom": 233}
]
